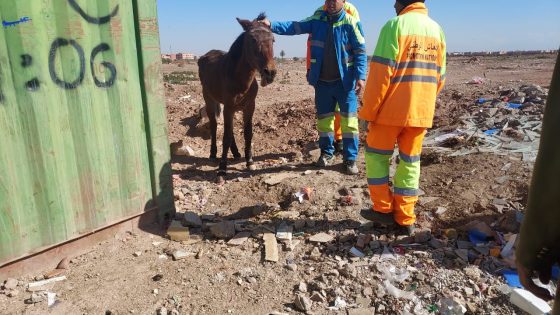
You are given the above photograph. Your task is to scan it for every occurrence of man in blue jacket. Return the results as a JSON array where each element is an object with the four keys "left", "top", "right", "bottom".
[{"left": 262, "top": 0, "right": 367, "bottom": 175}]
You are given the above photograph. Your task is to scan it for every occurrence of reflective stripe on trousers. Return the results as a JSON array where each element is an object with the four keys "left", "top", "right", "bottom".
[{"left": 364, "top": 124, "right": 426, "bottom": 226}]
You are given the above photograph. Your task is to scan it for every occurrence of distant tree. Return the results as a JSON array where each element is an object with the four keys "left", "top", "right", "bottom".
[
  {"left": 293, "top": 57, "right": 300, "bottom": 62},
  {"left": 280, "top": 50, "right": 286, "bottom": 60}
]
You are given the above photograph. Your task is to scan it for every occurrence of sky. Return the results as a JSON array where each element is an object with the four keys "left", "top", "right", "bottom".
[{"left": 157, "top": 0, "right": 560, "bottom": 57}]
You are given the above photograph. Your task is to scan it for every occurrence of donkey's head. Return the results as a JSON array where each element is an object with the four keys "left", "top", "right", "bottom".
[{"left": 237, "top": 13, "right": 277, "bottom": 87}]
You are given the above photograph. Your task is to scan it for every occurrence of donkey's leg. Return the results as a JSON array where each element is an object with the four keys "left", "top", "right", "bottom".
[
  {"left": 230, "top": 127, "right": 242, "bottom": 159},
  {"left": 219, "top": 107, "right": 234, "bottom": 179},
  {"left": 205, "top": 98, "right": 219, "bottom": 161},
  {"left": 243, "top": 98, "right": 256, "bottom": 171}
]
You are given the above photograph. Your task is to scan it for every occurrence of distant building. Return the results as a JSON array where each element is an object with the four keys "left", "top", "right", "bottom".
[{"left": 176, "top": 53, "right": 196, "bottom": 60}]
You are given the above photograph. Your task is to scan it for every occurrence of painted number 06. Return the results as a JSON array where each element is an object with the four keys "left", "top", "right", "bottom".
[{"left": 48, "top": 38, "right": 117, "bottom": 90}]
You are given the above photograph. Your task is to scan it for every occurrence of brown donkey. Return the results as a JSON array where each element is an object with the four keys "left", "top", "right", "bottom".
[{"left": 198, "top": 14, "right": 276, "bottom": 183}]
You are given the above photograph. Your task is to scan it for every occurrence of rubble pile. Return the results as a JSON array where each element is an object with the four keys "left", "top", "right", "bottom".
[{"left": 425, "top": 84, "right": 548, "bottom": 162}]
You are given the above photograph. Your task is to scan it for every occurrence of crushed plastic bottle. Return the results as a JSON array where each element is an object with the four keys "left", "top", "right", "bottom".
[{"left": 438, "top": 298, "right": 467, "bottom": 315}]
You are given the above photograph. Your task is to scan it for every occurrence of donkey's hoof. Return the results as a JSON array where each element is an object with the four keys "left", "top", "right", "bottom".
[
  {"left": 247, "top": 162, "right": 256, "bottom": 171},
  {"left": 232, "top": 153, "right": 242, "bottom": 160}
]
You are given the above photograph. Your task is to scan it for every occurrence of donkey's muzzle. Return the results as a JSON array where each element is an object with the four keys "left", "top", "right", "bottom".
[{"left": 260, "top": 68, "right": 277, "bottom": 87}]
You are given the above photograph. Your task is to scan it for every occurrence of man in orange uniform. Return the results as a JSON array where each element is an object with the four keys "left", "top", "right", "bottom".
[
  {"left": 358, "top": 0, "right": 446, "bottom": 235},
  {"left": 306, "top": 3, "right": 361, "bottom": 154}
]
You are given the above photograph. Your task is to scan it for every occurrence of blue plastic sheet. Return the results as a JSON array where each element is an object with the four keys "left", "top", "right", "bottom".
[
  {"left": 508, "top": 103, "right": 523, "bottom": 109},
  {"left": 502, "top": 269, "right": 523, "bottom": 288},
  {"left": 468, "top": 229, "right": 490, "bottom": 245},
  {"left": 484, "top": 129, "right": 499, "bottom": 135}
]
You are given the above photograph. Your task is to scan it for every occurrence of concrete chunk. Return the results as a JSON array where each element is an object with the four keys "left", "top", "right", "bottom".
[{"left": 263, "top": 233, "right": 279, "bottom": 262}]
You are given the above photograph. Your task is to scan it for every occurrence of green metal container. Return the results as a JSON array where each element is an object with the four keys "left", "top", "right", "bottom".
[{"left": 0, "top": 0, "right": 173, "bottom": 265}]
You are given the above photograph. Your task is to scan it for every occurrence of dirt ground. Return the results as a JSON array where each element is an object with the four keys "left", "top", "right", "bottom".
[{"left": 0, "top": 53, "right": 557, "bottom": 315}]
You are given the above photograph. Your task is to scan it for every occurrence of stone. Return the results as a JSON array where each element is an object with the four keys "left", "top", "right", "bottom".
[
  {"left": 464, "top": 287, "right": 474, "bottom": 296},
  {"left": 167, "top": 220, "right": 190, "bottom": 241},
  {"left": 348, "top": 308, "right": 375, "bottom": 315},
  {"left": 294, "top": 294, "right": 313, "bottom": 312},
  {"left": 369, "top": 240, "right": 381, "bottom": 250},
  {"left": 263, "top": 233, "right": 279, "bottom": 262},
  {"left": 133, "top": 251, "right": 142, "bottom": 257},
  {"left": 158, "top": 307, "right": 168, "bottom": 315},
  {"left": 7, "top": 290, "right": 19, "bottom": 297},
  {"left": 309, "top": 233, "right": 334, "bottom": 243},
  {"left": 414, "top": 230, "right": 432, "bottom": 243},
  {"left": 210, "top": 221, "right": 236, "bottom": 239},
  {"left": 286, "top": 264, "right": 298, "bottom": 271},
  {"left": 362, "top": 287, "right": 374, "bottom": 297},
  {"left": 466, "top": 302, "right": 478, "bottom": 314},
  {"left": 418, "top": 196, "right": 440, "bottom": 206},
  {"left": 310, "top": 291, "right": 325, "bottom": 303},
  {"left": 172, "top": 250, "right": 191, "bottom": 261},
  {"left": 264, "top": 173, "right": 299, "bottom": 186},
  {"left": 227, "top": 232, "right": 252, "bottom": 246},
  {"left": 298, "top": 281, "right": 308, "bottom": 293},
  {"left": 3, "top": 278, "right": 18, "bottom": 290},
  {"left": 309, "top": 247, "right": 322, "bottom": 260},
  {"left": 25, "top": 292, "right": 46, "bottom": 304},
  {"left": 455, "top": 249, "right": 469, "bottom": 262},
  {"left": 182, "top": 211, "right": 202, "bottom": 227},
  {"left": 429, "top": 238, "right": 446, "bottom": 249},
  {"left": 174, "top": 144, "right": 195, "bottom": 157}
]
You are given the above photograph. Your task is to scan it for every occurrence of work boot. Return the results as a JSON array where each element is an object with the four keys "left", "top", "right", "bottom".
[
  {"left": 360, "top": 209, "right": 396, "bottom": 225},
  {"left": 344, "top": 160, "right": 358, "bottom": 175},
  {"left": 334, "top": 140, "right": 343, "bottom": 155},
  {"left": 315, "top": 154, "right": 335, "bottom": 168},
  {"left": 396, "top": 224, "right": 416, "bottom": 236}
]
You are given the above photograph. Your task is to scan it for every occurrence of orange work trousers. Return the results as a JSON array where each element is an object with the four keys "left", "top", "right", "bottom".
[{"left": 364, "top": 124, "right": 426, "bottom": 226}]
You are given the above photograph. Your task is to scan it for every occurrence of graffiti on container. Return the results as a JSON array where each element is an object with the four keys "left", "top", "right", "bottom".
[
  {"left": 48, "top": 38, "right": 86, "bottom": 90},
  {"left": 91, "top": 43, "right": 117, "bottom": 88},
  {"left": 2, "top": 17, "right": 31, "bottom": 28},
  {"left": 68, "top": 0, "right": 119, "bottom": 25},
  {"left": 2, "top": 1, "right": 119, "bottom": 95},
  {"left": 21, "top": 55, "right": 40, "bottom": 91},
  {"left": 48, "top": 38, "right": 117, "bottom": 90}
]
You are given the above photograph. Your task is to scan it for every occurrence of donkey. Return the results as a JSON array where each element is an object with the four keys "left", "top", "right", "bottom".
[{"left": 198, "top": 14, "right": 276, "bottom": 183}]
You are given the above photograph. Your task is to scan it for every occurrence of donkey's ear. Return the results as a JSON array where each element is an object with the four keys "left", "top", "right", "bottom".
[{"left": 237, "top": 18, "right": 252, "bottom": 31}]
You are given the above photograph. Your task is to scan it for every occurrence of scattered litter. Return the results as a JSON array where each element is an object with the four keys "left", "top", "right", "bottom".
[
  {"left": 276, "top": 223, "right": 293, "bottom": 241},
  {"left": 349, "top": 247, "right": 365, "bottom": 258},
  {"left": 467, "top": 77, "right": 484, "bottom": 85},
  {"left": 380, "top": 246, "right": 397, "bottom": 261},
  {"left": 501, "top": 269, "right": 522, "bottom": 288},
  {"left": 500, "top": 234, "right": 517, "bottom": 258},
  {"left": 509, "top": 288, "right": 552, "bottom": 315},
  {"left": 47, "top": 291, "right": 57, "bottom": 307},
  {"left": 28, "top": 276, "right": 66, "bottom": 290},
  {"left": 438, "top": 298, "right": 467, "bottom": 315},
  {"left": 293, "top": 187, "right": 313, "bottom": 203},
  {"left": 327, "top": 296, "right": 348, "bottom": 310}
]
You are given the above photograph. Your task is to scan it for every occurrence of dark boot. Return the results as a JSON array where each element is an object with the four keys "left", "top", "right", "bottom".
[{"left": 360, "top": 209, "right": 396, "bottom": 225}]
